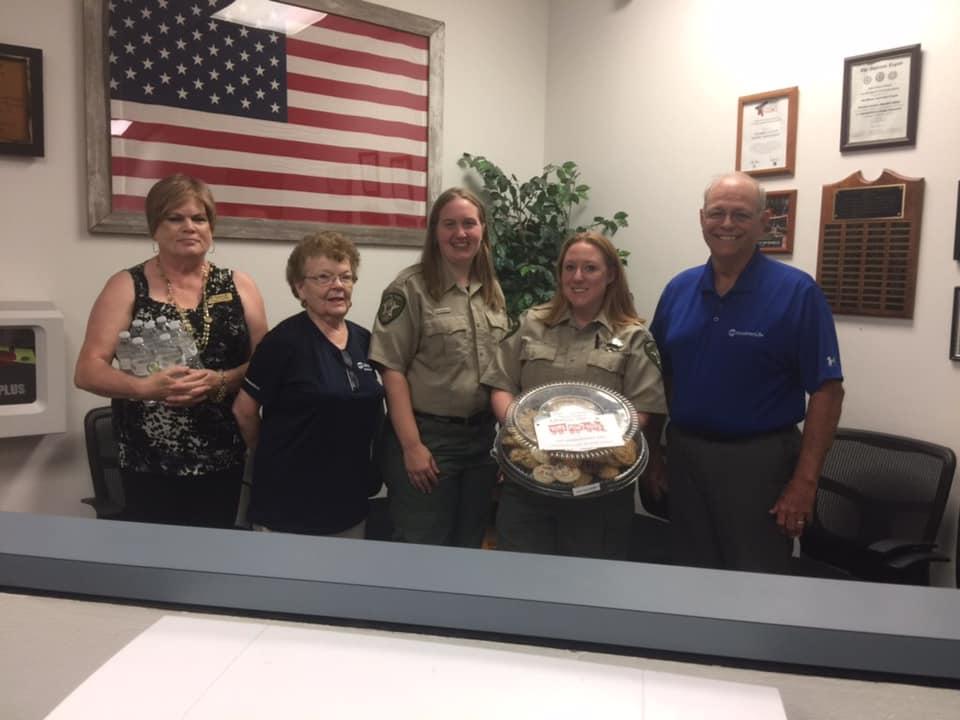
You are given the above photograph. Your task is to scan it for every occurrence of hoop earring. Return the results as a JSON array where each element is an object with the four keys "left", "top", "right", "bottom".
[
  {"left": 152, "top": 239, "right": 158, "bottom": 255},
  {"left": 209, "top": 241, "right": 216, "bottom": 255}
]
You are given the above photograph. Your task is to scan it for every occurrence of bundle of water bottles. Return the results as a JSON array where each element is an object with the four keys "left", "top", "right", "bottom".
[{"left": 114, "top": 316, "right": 203, "bottom": 378}]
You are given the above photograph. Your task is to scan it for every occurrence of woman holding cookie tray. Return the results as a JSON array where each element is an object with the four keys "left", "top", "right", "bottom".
[
  {"left": 482, "top": 231, "right": 667, "bottom": 558},
  {"left": 369, "top": 188, "right": 511, "bottom": 548}
]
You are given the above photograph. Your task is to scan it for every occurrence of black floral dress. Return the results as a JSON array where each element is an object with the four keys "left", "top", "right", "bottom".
[{"left": 112, "top": 262, "right": 250, "bottom": 477}]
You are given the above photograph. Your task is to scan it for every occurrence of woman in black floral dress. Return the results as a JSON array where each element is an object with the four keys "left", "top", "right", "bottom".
[{"left": 75, "top": 174, "right": 267, "bottom": 527}]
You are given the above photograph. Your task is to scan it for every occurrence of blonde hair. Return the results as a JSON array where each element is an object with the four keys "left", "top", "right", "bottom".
[
  {"left": 542, "top": 231, "right": 641, "bottom": 330},
  {"left": 145, "top": 174, "right": 217, "bottom": 236},
  {"left": 419, "top": 187, "right": 505, "bottom": 312}
]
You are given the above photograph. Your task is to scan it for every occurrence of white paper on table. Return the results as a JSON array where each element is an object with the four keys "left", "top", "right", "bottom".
[{"left": 46, "top": 615, "right": 786, "bottom": 719}]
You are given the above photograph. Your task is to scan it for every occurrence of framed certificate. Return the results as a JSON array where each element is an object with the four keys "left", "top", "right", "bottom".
[
  {"left": 759, "top": 189, "right": 796, "bottom": 254},
  {"left": 0, "top": 43, "right": 44, "bottom": 156},
  {"left": 736, "top": 87, "right": 797, "bottom": 177},
  {"left": 840, "top": 44, "right": 921, "bottom": 152}
]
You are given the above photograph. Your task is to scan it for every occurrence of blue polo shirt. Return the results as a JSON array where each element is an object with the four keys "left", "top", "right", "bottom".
[{"left": 650, "top": 251, "right": 842, "bottom": 438}]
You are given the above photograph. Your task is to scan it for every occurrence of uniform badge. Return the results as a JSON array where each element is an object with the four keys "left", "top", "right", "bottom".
[
  {"left": 642, "top": 338, "right": 662, "bottom": 372},
  {"left": 377, "top": 291, "right": 406, "bottom": 325}
]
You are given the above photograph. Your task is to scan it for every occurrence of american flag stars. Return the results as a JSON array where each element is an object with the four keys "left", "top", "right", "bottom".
[{"left": 109, "top": 0, "right": 287, "bottom": 122}]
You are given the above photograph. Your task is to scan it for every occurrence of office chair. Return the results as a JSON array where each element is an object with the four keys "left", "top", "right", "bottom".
[
  {"left": 81, "top": 405, "right": 125, "bottom": 519},
  {"left": 800, "top": 428, "right": 956, "bottom": 585}
]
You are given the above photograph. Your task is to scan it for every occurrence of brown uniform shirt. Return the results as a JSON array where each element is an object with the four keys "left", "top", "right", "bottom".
[
  {"left": 481, "top": 304, "right": 668, "bottom": 414},
  {"left": 369, "top": 264, "right": 511, "bottom": 418}
]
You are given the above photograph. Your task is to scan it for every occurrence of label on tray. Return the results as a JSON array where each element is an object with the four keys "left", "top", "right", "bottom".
[{"left": 534, "top": 408, "right": 623, "bottom": 451}]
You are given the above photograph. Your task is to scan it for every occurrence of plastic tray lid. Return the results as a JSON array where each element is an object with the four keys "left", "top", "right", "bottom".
[{"left": 504, "top": 381, "right": 640, "bottom": 460}]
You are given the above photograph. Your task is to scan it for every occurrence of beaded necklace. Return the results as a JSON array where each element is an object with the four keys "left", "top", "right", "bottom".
[{"left": 156, "top": 258, "right": 213, "bottom": 351}]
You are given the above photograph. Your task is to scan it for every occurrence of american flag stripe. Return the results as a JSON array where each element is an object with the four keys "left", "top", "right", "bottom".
[
  {"left": 287, "top": 56, "right": 426, "bottom": 95},
  {"left": 112, "top": 140, "right": 426, "bottom": 185},
  {"left": 297, "top": 25, "right": 427, "bottom": 64},
  {"left": 287, "top": 87, "right": 426, "bottom": 123},
  {"left": 113, "top": 195, "right": 426, "bottom": 228},
  {"left": 287, "top": 75, "right": 427, "bottom": 112},
  {"left": 286, "top": 38, "right": 428, "bottom": 80},
  {"left": 113, "top": 101, "right": 425, "bottom": 155},
  {"left": 112, "top": 158, "right": 426, "bottom": 202},
  {"left": 114, "top": 174, "right": 424, "bottom": 213},
  {"left": 314, "top": 14, "right": 429, "bottom": 51},
  {"left": 286, "top": 107, "right": 426, "bottom": 142},
  {"left": 109, "top": 0, "right": 430, "bottom": 229}
]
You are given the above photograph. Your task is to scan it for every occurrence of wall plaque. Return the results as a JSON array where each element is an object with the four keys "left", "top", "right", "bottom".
[{"left": 816, "top": 170, "right": 923, "bottom": 319}]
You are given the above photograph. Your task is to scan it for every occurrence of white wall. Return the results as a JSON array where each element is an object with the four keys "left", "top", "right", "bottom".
[
  {"left": 546, "top": 0, "right": 960, "bottom": 582},
  {"left": 0, "top": 0, "right": 548, "bottom": 515}
]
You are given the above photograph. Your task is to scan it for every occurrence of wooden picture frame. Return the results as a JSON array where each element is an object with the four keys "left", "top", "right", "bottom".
[
  {"left": 0, "top": 43, "right": 44, "bottom": 157},
  {"left": 840, "top": 44, "right": 921, "bottom": 152},
  {"left": 759, "top": 189, "right": 796, "bottom": 254},
  {"left": 951, "top": 287, "right": 960, "bottom": 362},
  {"left": 82, "top": 0, "right": 444, "bottom": 246},
  {"left": 736, "top": 87, "right": 797, "bottom": 177}
]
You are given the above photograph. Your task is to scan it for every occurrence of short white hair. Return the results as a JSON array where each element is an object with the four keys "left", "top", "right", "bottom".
[{"left": 702, "top": 172, "right": 766, "bottom": 213}]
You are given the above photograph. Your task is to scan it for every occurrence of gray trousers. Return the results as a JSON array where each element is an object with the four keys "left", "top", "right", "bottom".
[
  {"left": 666, "top": 425, "right": 800, "bottom": 574},
  {"left": 382, "top": 416, "right": 497, "bottom": 548}
]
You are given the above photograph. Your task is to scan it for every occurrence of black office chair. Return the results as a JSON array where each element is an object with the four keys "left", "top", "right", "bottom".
[
  {"left": 799, "top": 428, "right": 956, "bottom": 585},
  {"left": 81, "top": 405, "right": 126, "bottom": 519}
]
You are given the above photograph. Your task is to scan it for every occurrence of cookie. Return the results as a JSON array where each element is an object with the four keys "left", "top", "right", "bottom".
[
  {"left": 531, "top": 464, "right": 556, "bottom": 484},
  {"left": 552, "top": 465, "right": 581, "bottom": 485},
  {"left": 611, "top": 438, "right": 638, "bottom": 467},
  {"left": 597, "top": 465, "right": 620, "bottom": 480},
  {"left": 509, "top": 448, "right": 537, "bottom": 470}
]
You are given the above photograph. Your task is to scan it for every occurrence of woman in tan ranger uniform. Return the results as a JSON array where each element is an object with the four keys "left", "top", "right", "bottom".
[
  {"left": 369, "top": 188, "right": 510, "bottom": 547},
  {"left": 482, "top": 231, "right": 667, "bottom": 559}
]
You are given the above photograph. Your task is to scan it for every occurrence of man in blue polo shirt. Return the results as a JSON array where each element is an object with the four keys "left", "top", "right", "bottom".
[{"left": 649, "top": 172, "right": 844, "bottom": 574}]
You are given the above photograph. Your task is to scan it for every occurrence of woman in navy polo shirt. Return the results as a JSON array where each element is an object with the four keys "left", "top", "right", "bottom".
[{"left": 233, "top": 231, "right": 383, "bottom": 538}]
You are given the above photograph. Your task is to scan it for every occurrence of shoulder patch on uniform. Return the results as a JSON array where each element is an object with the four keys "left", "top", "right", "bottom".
[
  {"left": 642, "top": 338, "right": 662, "bottom": 372},
  {"left": 377, "top": 291, "right": 407, "bottom": 326}
]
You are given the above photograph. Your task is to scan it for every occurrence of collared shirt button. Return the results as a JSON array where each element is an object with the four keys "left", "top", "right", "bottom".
[{"left": 713, "top": 316, "right": 719, "bottom": 322}]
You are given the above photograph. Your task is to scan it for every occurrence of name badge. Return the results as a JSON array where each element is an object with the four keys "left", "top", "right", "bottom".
[
  {"left": 208, "top": 292, "right": 233, "bottom": 304},
  {"left": 432, "top": 307, "right": 452, "bottom": 315}
]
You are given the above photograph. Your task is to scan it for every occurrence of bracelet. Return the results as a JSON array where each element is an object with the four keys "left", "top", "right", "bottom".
[{"left": 212, "top": 370, "right": 228, "bottom": 403}]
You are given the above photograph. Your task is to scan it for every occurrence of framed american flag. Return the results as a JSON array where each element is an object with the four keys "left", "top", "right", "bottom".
[{"left": 82, "top": 0, "right": 443, "bottom": 246}]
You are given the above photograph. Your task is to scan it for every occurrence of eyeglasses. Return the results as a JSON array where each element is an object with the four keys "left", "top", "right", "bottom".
[
  {"left": 304, "top": 273, "right": 355, "bottom": 287},
  {"left": 339, "top": 348, "right": 359, "bottom": 392},
  {"left": 703, "top": 208, "right": 757, "bottom": 224}
]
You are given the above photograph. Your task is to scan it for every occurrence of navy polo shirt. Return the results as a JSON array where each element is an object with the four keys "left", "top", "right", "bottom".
[
  {"left": 243, "top": 312, "right": 384, "bottom": 534},
  {"left": 650, "top": 251, "right": 842, "bottom": 438}
]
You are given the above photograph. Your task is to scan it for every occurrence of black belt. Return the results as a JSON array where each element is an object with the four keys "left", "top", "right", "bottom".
[
  {"left": 671, "top": 424, "right": 797, "bottom": 444},
  {"left": 414, "top": 410, "right": 492, "bottom": 427}
]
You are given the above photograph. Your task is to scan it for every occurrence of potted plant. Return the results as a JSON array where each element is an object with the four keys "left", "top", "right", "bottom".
[{"left": 458, "top": 153, "right": 629, "bottom": 321}]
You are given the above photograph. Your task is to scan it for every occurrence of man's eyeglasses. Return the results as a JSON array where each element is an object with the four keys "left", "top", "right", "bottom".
[
  {"left": 703, "top": 209, "right": 757, "bottom": 224},
  {"left": 339, "top": 349, "right": 360, "bottom": 392},
  {"left": 304, "top": 272, "right": 356, "bottom": 287}
]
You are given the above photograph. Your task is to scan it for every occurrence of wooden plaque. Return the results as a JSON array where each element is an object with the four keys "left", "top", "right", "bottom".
[{"left": 816, "top": 170, "right": 924, "bottom": 319}]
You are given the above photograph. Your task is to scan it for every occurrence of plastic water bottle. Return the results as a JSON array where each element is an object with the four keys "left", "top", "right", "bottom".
[
  {"left": 129, "top": 319, "right": 144, "bottom": 339},
  {"left": 152, "top": 333, "right": 182, "bottom": 372},
  {"left": 167, "top": 320, "right": 203, "bottom": 368},
  {"left": 156, "top": 315, "right": 170, "bottom": 335},
  {"left": 129, "top": 337, "right": 152, "bottom": 377},
  {"left": 115, "top": 331, "right": 135, "bottom": 373}
]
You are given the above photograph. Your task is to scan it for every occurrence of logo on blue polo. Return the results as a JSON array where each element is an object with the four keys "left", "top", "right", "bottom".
[{"left": 728, "top": 328, "right": 765, "bottom": 338}]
